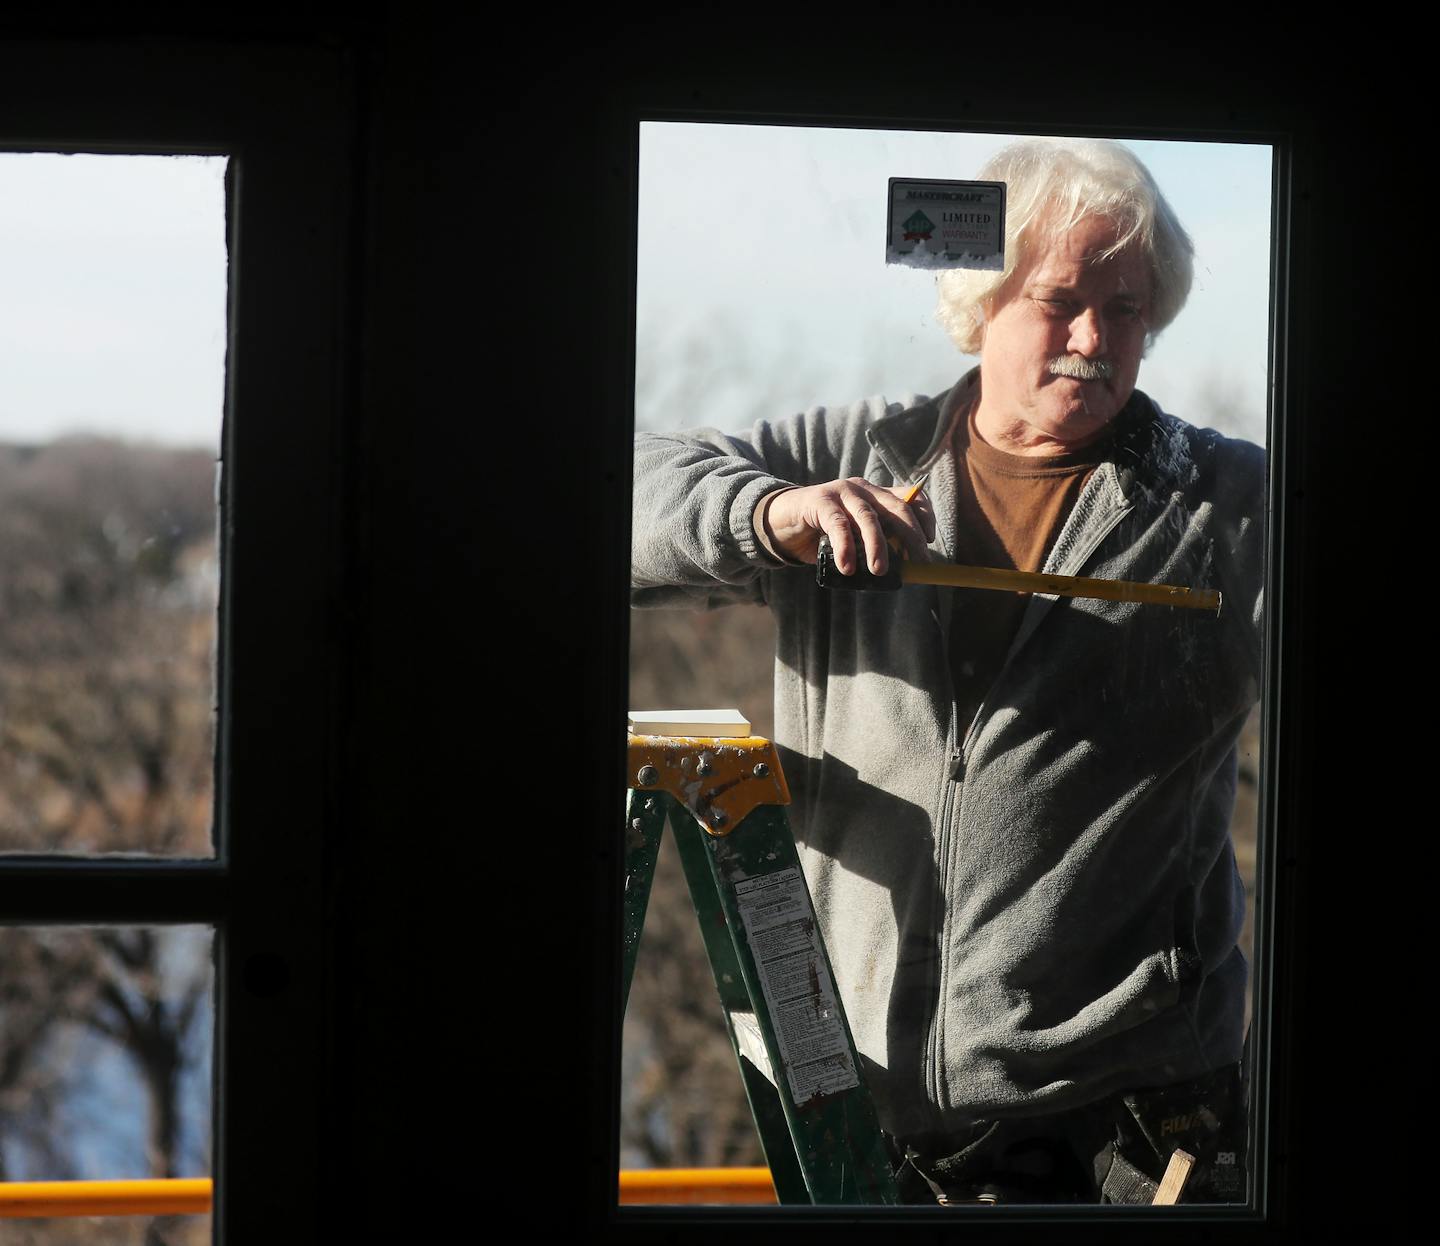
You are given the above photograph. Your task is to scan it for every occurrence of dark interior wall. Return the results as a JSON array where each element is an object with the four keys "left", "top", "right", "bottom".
[{"left": 1, "top": 10, "right": 1416, "bottom": 1242}]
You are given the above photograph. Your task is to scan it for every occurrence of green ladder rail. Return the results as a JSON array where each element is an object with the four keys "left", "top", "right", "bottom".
[{"left": 622, "top": 725, "right": 899, "bottom": 1206}]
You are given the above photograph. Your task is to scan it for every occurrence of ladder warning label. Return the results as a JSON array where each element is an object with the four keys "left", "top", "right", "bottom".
[{"left": 734, "top": 868, "right": 860, "bottom": 1103}]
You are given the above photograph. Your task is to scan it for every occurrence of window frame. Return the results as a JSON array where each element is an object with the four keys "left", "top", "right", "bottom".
[
  {"left": 0, "top": 38, "right": 352, "bottom": 1241},
  {"left": 591, "top": 78, "right": 1319, "bottom": 1246}
]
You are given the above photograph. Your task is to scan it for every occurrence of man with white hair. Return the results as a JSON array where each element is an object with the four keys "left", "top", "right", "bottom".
[{"left": 631, "top": 138, "right": 1263, "bottom": 1204}]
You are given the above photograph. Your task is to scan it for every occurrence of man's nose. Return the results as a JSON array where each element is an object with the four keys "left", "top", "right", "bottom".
[{"left": 1068, "top": 307, "right": 1105, "bottom": 357}]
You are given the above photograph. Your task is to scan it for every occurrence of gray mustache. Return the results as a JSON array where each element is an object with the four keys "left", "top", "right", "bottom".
[{"left": 1048, "top": 356, "right": 1115, "bottom": 381}]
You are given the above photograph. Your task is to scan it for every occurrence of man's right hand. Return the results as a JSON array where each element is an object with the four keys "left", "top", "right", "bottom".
[{"left": 762, "top": 478, "right": 936, "bottom": 576}]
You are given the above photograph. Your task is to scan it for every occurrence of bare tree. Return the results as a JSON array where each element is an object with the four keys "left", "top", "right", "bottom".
[
  {"left": 623, "top": 605, "right": 774, "bottom": 1169},
  {"left": 0, "top": 437, "right": 216, "bottom": 1243},
  {"left": 0, "top": 437, "right": 216, "bottom": 858}
]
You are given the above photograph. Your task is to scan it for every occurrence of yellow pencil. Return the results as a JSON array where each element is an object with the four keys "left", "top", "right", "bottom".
[{"left": 889, "top": 472, "right": 930, "bottom": 557}]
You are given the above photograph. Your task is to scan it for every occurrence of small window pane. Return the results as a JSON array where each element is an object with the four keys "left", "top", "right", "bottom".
[
  {"left": 0, "top": 154, "right": 226, "bottom": 857},
  {"left": 0, "top": 925, "right": 213, "bottom": 1242}
]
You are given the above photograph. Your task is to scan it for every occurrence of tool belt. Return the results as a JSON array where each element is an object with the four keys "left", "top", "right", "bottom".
[{"left": 890, "top": 1061, "right": 1247, "bottom": 1206}]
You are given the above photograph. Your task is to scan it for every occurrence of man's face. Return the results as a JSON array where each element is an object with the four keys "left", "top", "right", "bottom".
[{"left": 974, "top": 214, "right": 1152, "bottom": 455}]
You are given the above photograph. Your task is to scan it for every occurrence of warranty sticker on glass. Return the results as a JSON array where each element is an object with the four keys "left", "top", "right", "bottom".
[{"left": 886, "top": 178, "right": 1005, "bottom": 270}]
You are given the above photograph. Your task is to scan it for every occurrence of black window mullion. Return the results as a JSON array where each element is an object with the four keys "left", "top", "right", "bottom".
[{"left": 0, "top": 866, "right": 230, "bottom": 924}]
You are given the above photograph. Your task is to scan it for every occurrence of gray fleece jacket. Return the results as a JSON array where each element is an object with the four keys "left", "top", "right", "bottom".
[{"left": 631, "top": 371, "right": 1265, "bottom": 1141}]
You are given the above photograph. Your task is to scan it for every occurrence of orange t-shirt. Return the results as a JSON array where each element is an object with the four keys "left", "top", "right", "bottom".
[{"left": 949, "top": 408, "right": 1106, "bottom": 741}]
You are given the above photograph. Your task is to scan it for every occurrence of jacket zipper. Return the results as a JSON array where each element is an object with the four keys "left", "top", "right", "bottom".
[{"left": 924, "top": 465, "right": 1133, "bottom": 1114}]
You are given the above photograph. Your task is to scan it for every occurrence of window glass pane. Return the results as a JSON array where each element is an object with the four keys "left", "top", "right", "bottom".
[
  {"left": 627, "top": 124, "right": 1271, "bottom": 1206},
  {"left": 0, "top": 154, "right": 226, "bottom": 857},
  {"left": 0, "top": 925, "right": 213, "bottom": 1242}
]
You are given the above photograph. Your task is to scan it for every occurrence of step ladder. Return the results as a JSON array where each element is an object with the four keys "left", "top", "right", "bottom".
[{"left": 622, "top": 711, "right": 898, "bottom": 1205}]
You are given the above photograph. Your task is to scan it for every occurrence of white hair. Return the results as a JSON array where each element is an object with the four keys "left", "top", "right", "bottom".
[{"left": 934, "top": 138, "right": 1194, "bottom": 356}]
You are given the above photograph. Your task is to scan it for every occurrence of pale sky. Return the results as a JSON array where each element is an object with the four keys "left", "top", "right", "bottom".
[
  {"left": 637, "top": 125, "right": 1272, "bottom": 446},
  {"left": 0, "top": 138, "right": 1269, "bottom": 451},
  {"left": 0, "top": 153, "right": 227, "bottom": 449}
]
